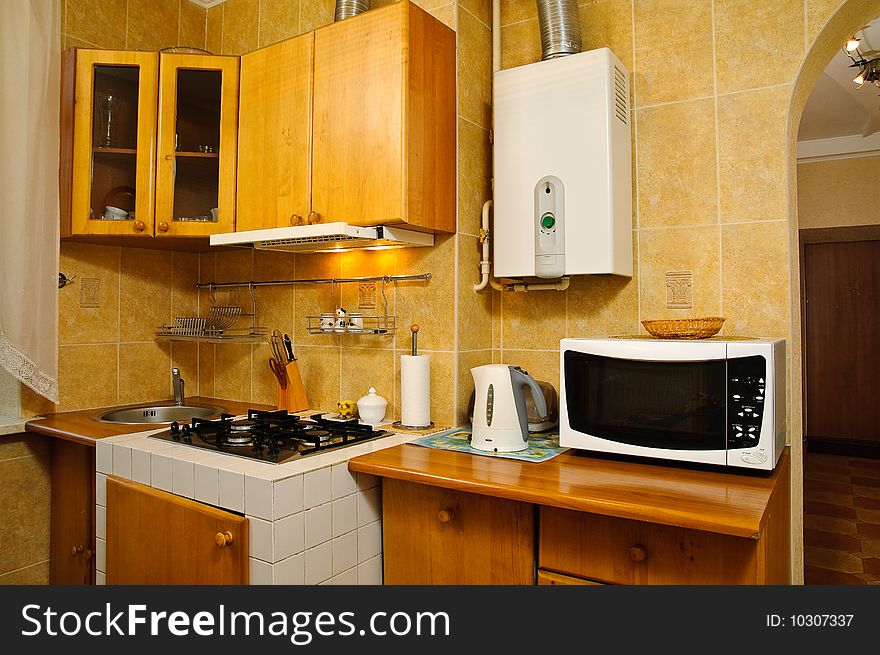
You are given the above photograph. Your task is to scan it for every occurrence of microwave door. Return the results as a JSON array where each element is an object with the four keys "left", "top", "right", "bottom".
[{"left": 563, "top": 352, "right": 728, "bottom": 465}]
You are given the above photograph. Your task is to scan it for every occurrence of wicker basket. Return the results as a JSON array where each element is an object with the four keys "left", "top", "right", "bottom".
[{"left": 641, "top": 317, "right": 725, "bottom": 340}]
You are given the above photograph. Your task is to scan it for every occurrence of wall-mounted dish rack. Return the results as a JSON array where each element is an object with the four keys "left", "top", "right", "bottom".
[{"left": 156, "top": 284, "right": 268, "bottom": 343}]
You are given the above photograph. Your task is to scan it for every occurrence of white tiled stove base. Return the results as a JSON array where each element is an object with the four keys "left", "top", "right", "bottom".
[{"left": 94, "top": 429, "right": 411, "bottom": 585}]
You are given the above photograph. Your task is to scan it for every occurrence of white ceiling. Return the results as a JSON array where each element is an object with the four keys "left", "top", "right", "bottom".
[{"left": 799, "top": 17, "right": 880, "bottom": 141}]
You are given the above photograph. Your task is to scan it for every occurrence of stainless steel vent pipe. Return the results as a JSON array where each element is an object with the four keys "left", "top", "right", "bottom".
[
  {"left": 335, "top": 0, "right": 371, "bottom": 21},
  {"left": 536, "top": 0, "right": 582, "bottom": 59}
]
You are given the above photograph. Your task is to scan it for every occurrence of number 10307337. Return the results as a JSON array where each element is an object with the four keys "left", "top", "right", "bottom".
[{"left": 766, "top": 614, "right": 854, "bottom": 627}]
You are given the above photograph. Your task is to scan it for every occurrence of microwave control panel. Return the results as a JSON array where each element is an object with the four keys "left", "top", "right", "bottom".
[{"left": 727, "top": 355, "right": 767, "bottom": 450}]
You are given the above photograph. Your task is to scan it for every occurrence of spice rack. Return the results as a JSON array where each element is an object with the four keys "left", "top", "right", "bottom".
[{"left": 305, "top": 314, "right": 396, "bottom": 335}]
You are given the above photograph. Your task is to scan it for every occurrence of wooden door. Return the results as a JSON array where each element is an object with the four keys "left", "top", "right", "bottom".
[
  {"left": 311, "top": 1, "right": 456, "bottom": 232},
  {"left": 803, "top": 240, "right": 880, "bottom": 447},
  {"left": 106, "top": 476, "right": 248, "bottom": 584},
  {"left": 50, "top": 440, "right": 95, "bottom": 584},
  {"left": 63, "top": 48, "right": 158, "bottom": 238},
  {"left": 237, "top": 33, "right": 314, "bottom": 231},
  {"left": 155, "top": 53, "right": 239, "bottom": 238},
  {"left": 382, "top": 478, "right": 535, "bottom": 585}
]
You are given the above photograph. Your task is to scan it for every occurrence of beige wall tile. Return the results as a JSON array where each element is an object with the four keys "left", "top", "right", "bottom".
[
  {"left": 806, "top": 0, "right": 846, "bottom": 44},
  {"left": 59, "top": 243, "right": 120, "bottom": 345},
  {"left": 0, "top": 433, "right": 49, "bottom": 462},
  {"left": 395, "top": 235, "right": 456, "bottom": 351},
  {"left": 254, "top": 250, "right": 296, "bottom": 337},
  {"left": 458, "top": 349, "right": 492, "bottom": 425},
  {"left": 172, "top": 251, "right": 200, "bottom": 319},
  {"left": 393, "top": 350, "right": 456, "bottom": 427},
  {"left": 636, "top": 99, "right": 718, "bottom": 227},
  {"left": 497, "top": 349, "right": 560, "bottom": 394},
  {"left": 638, "top": 225, "right": 722, "bottom": 320},
  {"left": 222, "top": 0, "right": 260, "bottom": 55},
  {"left": 260, "top": 0, "right": 301, "bottom": 47},
  {"left": 294, "top": 345, "right": 341, "bottom": 412},
  {"left": 207, "top": 4, "right": 224, "bottom": 54},
  {"left": 460, "top": 0, "right": 489, "bottom": 26},
  {"left": 458, "top": 5, "right": 493, "bottom": 127},
  {"left": 66, "top": 0, "right": 128, "bottom": 49},
  {"left": 500, "top": 286, "right": 566, "bottom": 351},
  {"left": 341, "top": 348, "right": 396, "bottom": 414},
  {"left": 580, "top": 0, "right": 634, "bottom": 72},
  {"left": 214, "top": 343, "right": 252, "bottom": 401},
  {"left": 171, "top": 341, "right": 200, "bottom": 397},
  {"left": 568, "top": 241, "right": 640, "bottom": 338},
  {"left": 180, "top": 0, "right": 208, "bottom": 50},
  {"left": 127, "top": 0, "right": 180, "bottom": 51},
  {"left": 119, "top": 247, "right": 173, "bottom": 342},
  {"left": 457, "top": 118, "right": 491, "bottom": 237},
  {"left": 0, "top": 455, "right": 50, "bottom": 575},
  {"left": 214, "top": 248, "right": 253, "bottom": 282},
  {"left": 20, "top": 387, "right": 54, "bottom": 419},
  {"left": 64, "top": 35, "right": 102, "bottom": 48},
  {"left": 58, "top": 342, "right": 118, "bottom": 410},
  {"left": 300, "top": 0, "right": 336, "bottom": 34},
  {"left": 501, "top": 0, "right": 536, "bottom": 25},
  {"left": 634, "top": 0, "right": 713, "bottom": 106},
  {"left": 491, "top": 289, "right": 501, "bottom": 350},
  {"left": 118, "top": 341, "right": 173, "bottom": 404},
  {"left": 797, "top": 156, "right": 880, "bottom": 229},
  {"left": 294, "top": 252, "right": 342, "bottom": 346},
  {"left": 715, "top": 0, "right": 804, "bottom": 94},
  {"left": 252, "top": 342, "right": 282, "bottom": 407},
  {"left": 718, "top": 85, "right": 791, "bottom": 222},
  {"left": 501, "top": 19, "right": 541, "bottom": 69},
  {"left": 198, "top": 342, "right": 216, "bottom": 398},
  {"left": 428, "top": 2, "right": 456, "bottom": 30},
  {"left": 721, "top": 221, "right": 790, "bottom": 338},
  {"left": 339, "top": 250, "right": 398, "bottom": 327},
  {"left": 458, "top": 235, "right": 493, "bottom": 351},
  {"left": 0, "top": 561, "right": 49, "bottom": 585}
]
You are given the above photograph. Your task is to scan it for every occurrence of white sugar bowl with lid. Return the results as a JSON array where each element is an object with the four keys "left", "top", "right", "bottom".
[{"left": 357, "top": 387, "right": 388, "bottom": 425}]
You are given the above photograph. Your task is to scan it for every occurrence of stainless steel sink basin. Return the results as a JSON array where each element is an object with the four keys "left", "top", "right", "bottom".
[{"left": 94, "top": 402, "right": 226, "bottom": 424}]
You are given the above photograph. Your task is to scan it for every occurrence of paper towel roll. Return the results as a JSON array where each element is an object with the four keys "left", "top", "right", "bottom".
[{"left": 400, "top": 354, "right": 430, "bottom": 427}]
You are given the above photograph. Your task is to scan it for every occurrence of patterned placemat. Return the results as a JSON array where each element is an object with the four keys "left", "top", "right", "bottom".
[{"left": 412, "top": 429, "right": 568, "bottom": 463}]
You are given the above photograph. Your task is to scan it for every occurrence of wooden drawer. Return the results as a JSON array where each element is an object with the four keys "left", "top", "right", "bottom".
[
  {"left": 539, "top": 507, "right": 758, "bottom": 585},
  {"left": 382, "top": 478, "right": 535, "bottom": 585}
]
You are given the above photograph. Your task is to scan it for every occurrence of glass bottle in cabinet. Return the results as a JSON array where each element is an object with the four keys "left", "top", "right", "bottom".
[
  {"left": 155, "top": 53, "right": 239, "bottom": 237},
  {"left": 62, "top": 49, "right": 158, "bottom": 237}
]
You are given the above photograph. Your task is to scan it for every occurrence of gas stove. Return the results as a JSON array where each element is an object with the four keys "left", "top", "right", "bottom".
[{"left": 148, "top": 409, "right": 391, "bottom": 464}]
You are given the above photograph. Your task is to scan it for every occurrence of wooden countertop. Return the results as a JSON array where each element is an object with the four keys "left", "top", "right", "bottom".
[
  {"left": 25, "top": 397, "right": 273, "bottom": 447},
  {"left": 348, "top": 444, "right": 790, "bottom": 539}
]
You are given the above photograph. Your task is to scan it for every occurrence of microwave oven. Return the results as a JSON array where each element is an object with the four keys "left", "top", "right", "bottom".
[{"left": 559, "top": 338, "right": 786, "bottom": 471}]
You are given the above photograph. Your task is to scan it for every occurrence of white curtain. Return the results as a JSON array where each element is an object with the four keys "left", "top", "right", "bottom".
[{"left": 0, "top": 0, "right": 60, "bottom": 403}]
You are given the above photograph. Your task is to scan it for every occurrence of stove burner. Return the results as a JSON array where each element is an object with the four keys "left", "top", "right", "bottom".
[{"left": 156, "top": 409, "right": 390, "bottom": 464}]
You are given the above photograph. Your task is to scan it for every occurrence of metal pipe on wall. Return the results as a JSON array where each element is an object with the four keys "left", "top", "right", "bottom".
[{"left": 334, "top": 0, "right": 371, "bottom": 21}]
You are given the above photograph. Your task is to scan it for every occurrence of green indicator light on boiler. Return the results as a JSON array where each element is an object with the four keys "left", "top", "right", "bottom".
[{"left": 541, "top": 213, "right": 555, "bottom": 229}]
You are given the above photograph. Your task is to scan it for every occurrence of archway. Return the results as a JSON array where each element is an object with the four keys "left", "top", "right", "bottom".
[{"left": 786, "top": 0, "right": 880, "bottom": 584}]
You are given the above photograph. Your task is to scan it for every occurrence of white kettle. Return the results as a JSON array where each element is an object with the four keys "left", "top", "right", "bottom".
[{"left": 470, "top": 364, "right": 548, "bottom": 452}]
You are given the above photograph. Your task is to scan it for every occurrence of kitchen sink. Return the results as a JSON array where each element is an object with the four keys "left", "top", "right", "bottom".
[{"left": 94, "top": 402, "right": 226, "bottom": 424}]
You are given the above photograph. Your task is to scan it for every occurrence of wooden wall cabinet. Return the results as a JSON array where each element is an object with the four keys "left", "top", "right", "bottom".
[
  {"left": 236, "top": 1, "right": 456, "bottom": 233},
  {"left": 381, "top": 478, "right": 535, "bottom": 585},
  {"left": 106, "top": 476, "right": 248, "bottom": 585},
  {"left": 61, "top": 49, "right": 239, "bottom": 241}
]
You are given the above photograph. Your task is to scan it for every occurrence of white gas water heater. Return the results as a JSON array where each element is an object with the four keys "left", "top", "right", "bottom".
[{"left": 493, "top": 47, "right": 633, "bottom": 279}]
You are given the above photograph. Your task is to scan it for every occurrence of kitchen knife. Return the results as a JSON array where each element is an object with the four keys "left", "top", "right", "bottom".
[{"left": 283, "top": 333, "right": 295, "bottom": 361}]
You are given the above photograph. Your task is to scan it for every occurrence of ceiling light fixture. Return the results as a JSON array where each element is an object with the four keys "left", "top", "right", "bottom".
[{"left": 844, "top": 36, "right": 880, "bottom": 89}]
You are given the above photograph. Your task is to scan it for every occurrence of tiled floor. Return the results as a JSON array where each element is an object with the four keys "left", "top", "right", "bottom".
[{"left": 803, "top": 451, "right": 880, "bottom": 584}]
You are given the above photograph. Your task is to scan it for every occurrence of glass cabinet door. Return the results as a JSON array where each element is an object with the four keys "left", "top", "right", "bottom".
[
  {"left": 67, "top": 50, "right": 158, "bottom": 237},
  {"left": 155, "top": 53, "right": 239, "bottom": 237}
]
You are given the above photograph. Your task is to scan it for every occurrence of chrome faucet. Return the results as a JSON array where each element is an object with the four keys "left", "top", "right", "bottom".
[{"left": 171, "top": 368, "right": 185, "bottom": 406}]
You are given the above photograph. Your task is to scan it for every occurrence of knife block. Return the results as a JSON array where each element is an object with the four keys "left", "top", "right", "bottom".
[{"left": 278, "top": 360, "right": 310, "bottom": 412}]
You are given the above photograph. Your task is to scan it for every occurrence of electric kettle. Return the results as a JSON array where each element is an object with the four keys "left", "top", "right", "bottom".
[{"left": 470, "top": 364, "right": 548, "bottom": 452}]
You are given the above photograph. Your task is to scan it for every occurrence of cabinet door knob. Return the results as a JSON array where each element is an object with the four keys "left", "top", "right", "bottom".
[
  {"left": 71, "top": 545, "right": 83, "bottom": 556},
  {"left": 215, "top": 531, "right": 234, "bottom": 547},
  {"left": 437, "top": 508, "right": 454, "bottom": 523},
  {"left": 307, "top": 210, "right": 322, "bottom": 224},
  {"left": 158, "top": 221, "right": 169, "bottom": 233},
  {"left": 290, "top": 213, "right": 304, "bottom": 226},
  {"left": 84, "top": 548, "right": 93, "bottom": 561},
  {"left": 628, "top": 545, "right": 647, "bottom": 563},
  {"left": 132, "top": 220, "right": 146, "bottom": 232}
]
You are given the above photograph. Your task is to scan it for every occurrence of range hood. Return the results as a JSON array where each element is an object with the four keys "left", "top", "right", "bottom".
[{"left": 209, "top": 222, "right": 434, "bottom": 253}]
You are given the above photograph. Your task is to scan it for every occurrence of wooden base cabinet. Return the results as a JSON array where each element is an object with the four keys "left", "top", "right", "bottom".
[
  {"left": 382, "top": 479, "right": 535, "bottom": 585},
  {"left": 50, "top": 440, "right": 95, "bottom": 585},
  {"left": 105, "top": 477, "right": 248, "bottom": 585}
]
